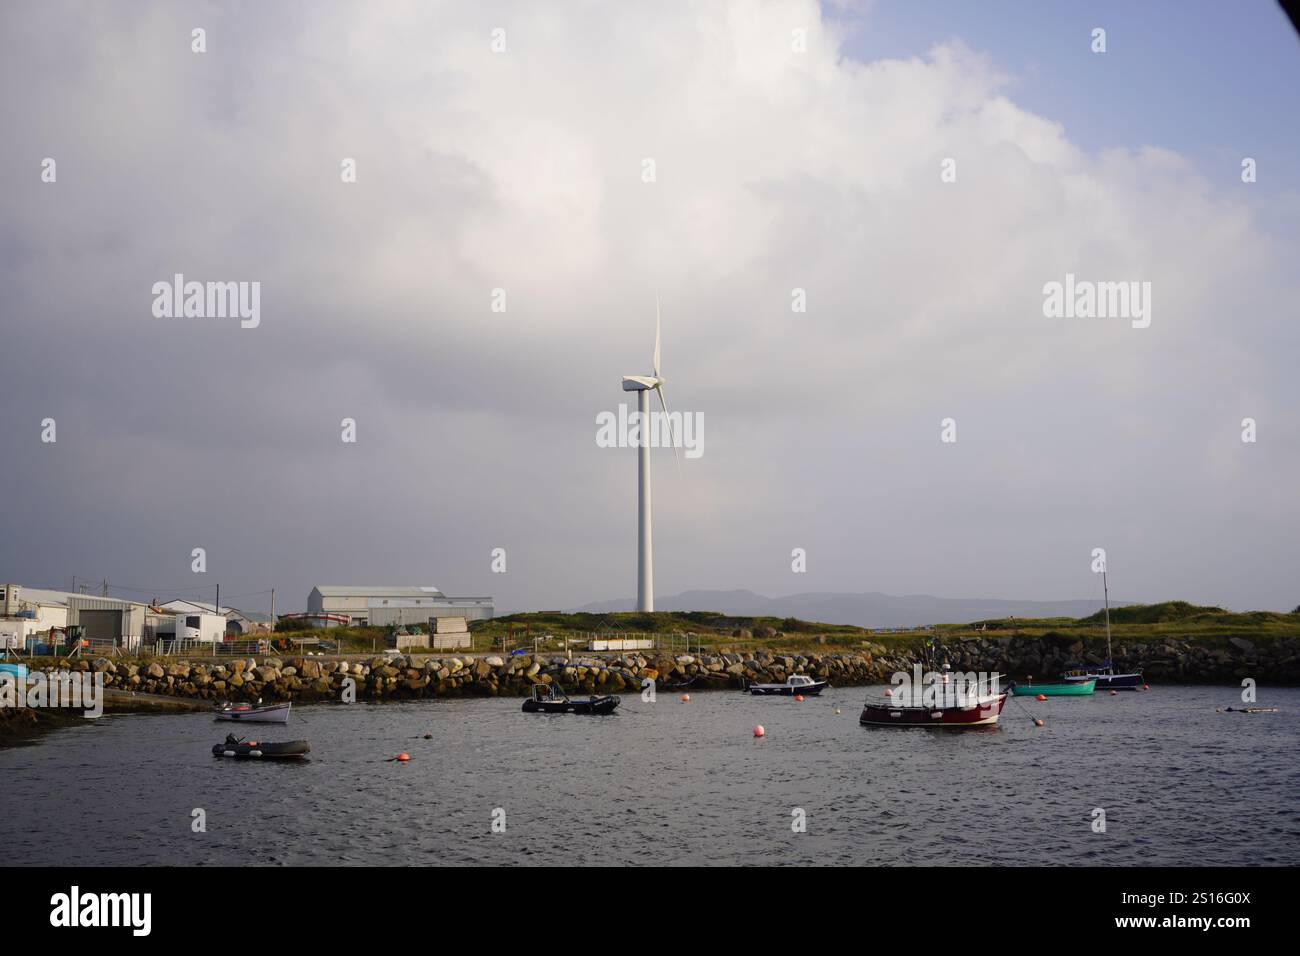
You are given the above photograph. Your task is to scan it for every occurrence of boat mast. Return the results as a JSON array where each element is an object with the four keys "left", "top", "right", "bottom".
[{"left": 1102, "top": 569, "right": 1112, "bottom": 675}]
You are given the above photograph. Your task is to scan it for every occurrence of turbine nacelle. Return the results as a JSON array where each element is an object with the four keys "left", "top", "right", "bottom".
[{"left": 621, "top": 375, "right": 664, "bottom": 391}]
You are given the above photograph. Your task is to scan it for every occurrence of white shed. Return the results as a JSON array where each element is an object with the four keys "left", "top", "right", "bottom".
[{"left": 174, "top": 613, "right": 226, "bottom": 645}]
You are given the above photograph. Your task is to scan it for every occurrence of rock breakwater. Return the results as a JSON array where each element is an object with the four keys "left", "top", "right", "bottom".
[{"left": 10, "top": 632, "right": 1298, "bottom": 705}]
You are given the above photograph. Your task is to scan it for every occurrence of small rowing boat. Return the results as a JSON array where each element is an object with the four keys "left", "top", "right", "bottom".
[
  {"left": 214, "top": 700, "right": 291, "bottom": 724},
  {"left": 212, "top": 734, "right": 310, "bottom": 760}
]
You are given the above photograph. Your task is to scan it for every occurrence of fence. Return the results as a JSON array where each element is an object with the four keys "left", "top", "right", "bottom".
[
  {"left": 9, "top": 636, "right": 131, "bottom": 659},
  {"left": 491, "top": 632, "right": 707, "bottom": 656},
  {"left": 151, "top": 639, "right": 270, "bottom": 657},
  {"left": 21, "top": 637, "right": 279, "bottom": 659}
]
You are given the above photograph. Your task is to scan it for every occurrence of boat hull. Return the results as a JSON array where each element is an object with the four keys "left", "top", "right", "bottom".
[
  {"left": 522, "top": 695, "right": 620, "bottom": 715},
  {"left": 215, "top": 702, "right": 292, "bottom": 724},
  {"left": 1010, "top": 680, "right": 1095, "bottom": 696},
  {"left": 212, "top": 740, "right": 310, "bottom": 760},
  {"left": 1063, "top": 672, "right": 1144, "bottom": 690},
  {"left": 859, "top": 694, "right": 1006, "bottom": 728},
  {"left": 749, "top": 680, "right": 827, "bottom": 696}
]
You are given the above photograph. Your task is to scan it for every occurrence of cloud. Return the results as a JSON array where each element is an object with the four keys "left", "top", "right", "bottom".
[{"left": 0, "top": 0, "right": 1295, "bottom": 613}]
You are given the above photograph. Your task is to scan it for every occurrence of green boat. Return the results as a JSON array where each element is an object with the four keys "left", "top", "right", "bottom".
[{"left": 1009, "top": 678, "right": 1096, "bottom": 696}]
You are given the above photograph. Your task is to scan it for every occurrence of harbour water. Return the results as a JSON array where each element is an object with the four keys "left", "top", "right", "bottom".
[{"left": 2, "top": 685, "right": 1297, "bottom": 866}]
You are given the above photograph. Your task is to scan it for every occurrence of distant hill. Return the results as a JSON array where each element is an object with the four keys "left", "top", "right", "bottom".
[{"left": 568, "top": 589, "right": 1124, "bottom": 629}]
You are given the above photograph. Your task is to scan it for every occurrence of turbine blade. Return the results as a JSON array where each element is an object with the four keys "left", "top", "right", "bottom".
[
  {"left": 653, "top": 296, "right": 662, "bottom": 378},
  {"left": 656, "top": 385, "right": 681, "bottom": 468}
]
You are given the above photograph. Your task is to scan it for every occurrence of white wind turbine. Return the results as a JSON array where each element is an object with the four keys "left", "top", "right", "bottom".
[{"left": 621, "top": 299, "right": 680, "bottom": 613}]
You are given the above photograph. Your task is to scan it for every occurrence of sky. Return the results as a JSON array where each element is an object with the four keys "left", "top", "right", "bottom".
[{"left": 1, "top": 0, "right": 1298, "bottom": 617}]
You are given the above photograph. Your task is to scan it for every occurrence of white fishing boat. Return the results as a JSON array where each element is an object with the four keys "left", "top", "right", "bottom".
[{"left": 214, "top": 700, "right": 291, "bottom": 724}]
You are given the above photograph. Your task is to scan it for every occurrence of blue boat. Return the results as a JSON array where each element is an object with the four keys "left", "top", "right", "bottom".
[
  {"left": 1063, "top": 670, "right": 1144, "bottom": 690},
  {"left": 748, "top": 674, "right": 827, "bottom": 696},
  {"left": 1062, "top": 569, "right": 1145, "bottom": 691}
]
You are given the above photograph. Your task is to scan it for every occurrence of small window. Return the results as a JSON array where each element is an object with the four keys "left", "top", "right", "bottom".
[{"left": 186, "top": 616, "right": 200, "bottom": 628}]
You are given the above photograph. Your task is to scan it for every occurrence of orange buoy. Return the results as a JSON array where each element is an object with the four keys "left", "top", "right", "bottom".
[
  {"left": 1109, "top": 690, "right": 1117, "bottom": 696},
  {"left": 680, "top": 694, "right": 690, "bottom": 702},
  {"left": 1035, "top": 694, "right": 1048, "bottom": 702},
  {"left": 423, "top": 733, "right": 433, "bottom": 739},
  {"left": 1033, "top": 718, "right": 1045, "bottom": 727},
  {"left": 884, "top": 687, "right": 893, "bottom": 697},
  {"left": 794, "top": 694, "right": 805, "bottom": 702},
  {"left": 753, "top": 725, "right": 765, "bottom": 738},
  {"left": 396, "top": 753, "right": 410, "bottom": 762},
  {"left": 1143, "top": 684, "right": 1150, "bottom": 690}
]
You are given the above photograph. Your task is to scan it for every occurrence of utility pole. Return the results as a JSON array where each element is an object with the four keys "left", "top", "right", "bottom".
[{"left": 101, "top": 579, "right": 108, "bottom": 597}]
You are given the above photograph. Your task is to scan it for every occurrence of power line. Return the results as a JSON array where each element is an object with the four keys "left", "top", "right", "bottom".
[
  {"left": 61, "top": 578, "right": 276, "bottom": 608},
  {"left": 71, "top": 577, "right": 220, "bottom": 596}
]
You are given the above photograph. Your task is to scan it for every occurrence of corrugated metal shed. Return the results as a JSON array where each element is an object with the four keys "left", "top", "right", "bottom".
[
  {"left": 313, "top": 586, "right": 445, "bottom": 598},
  {"left": 368, "top": 600, "right": 494, "bottom": 627},
  {"left": 310, "top": 586, "right": 493, "bottom": 624},
  {"left": 66, "top": 594, "right": 148, "bottom": 641}
]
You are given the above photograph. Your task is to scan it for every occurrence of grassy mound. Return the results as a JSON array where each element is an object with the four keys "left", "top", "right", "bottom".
[{"left": 1079, "top": 601, "right": 1224, "bottom": 625}]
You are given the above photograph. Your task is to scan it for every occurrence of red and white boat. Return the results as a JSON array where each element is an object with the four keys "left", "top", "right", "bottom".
[
  {"left": 214, "top": 700, "right": 291, "bottom": 724},
  {"left": 859, "top": 673, "right": 1006, "bottom": 728}
]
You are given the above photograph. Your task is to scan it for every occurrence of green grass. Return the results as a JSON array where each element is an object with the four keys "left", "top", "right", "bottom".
[
  {"left": 88, "top": 602, "right": 1298, "bottom": 662},
  {"left": 469, "top": 602, "right": 1300, "bottom": 655}
]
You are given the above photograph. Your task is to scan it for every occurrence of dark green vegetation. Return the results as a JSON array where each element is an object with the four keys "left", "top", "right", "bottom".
[
  {"left": 247, "top": 601, "right": 1300, "bottom": 656},
  {"left": 464, "top": 601, "right": 1300, "bottom": 655},
  {"left": 25, "top": 601, "right": 1289, "bottom": 660}
]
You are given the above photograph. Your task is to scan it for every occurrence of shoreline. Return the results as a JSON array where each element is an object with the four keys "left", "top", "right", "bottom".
[
  {"left": 0, "top": 686, "right": 212, "bottom": 748},
  {"left": 2, "top": 631, "right": 1294, "bottom": 744}
]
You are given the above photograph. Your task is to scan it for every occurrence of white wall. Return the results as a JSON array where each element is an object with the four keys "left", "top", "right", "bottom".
[{"left": 174, "top": 613, "right": 226, "bottom": 644}]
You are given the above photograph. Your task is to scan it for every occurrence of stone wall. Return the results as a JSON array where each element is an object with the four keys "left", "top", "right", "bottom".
[{"left": 15, "top": 632, "right": 1298, "bottom": 704}]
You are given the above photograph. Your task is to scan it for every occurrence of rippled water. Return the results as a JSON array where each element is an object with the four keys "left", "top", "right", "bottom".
[{"left": 2, "top": 685, "right": 1297, "bottom": 866}]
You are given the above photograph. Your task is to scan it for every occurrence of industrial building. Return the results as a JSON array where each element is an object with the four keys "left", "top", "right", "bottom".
[
  {"left": 307, "top": 586, "right": 493, "bottom": 628},
  {"left": 154, "top": 599, "right": 271, "bottom": 636},
  {"left": 0, "top": 584, "right": 155, "bottom": 651}
]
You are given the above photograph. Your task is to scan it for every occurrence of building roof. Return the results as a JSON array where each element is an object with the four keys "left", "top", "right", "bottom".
[
  {"left": 6, "top": 586, "right": 146, "bottom": 610},
  {"left": 156, "top": 599, "right": 270, "bottom": 622},
  {"left": 9, "top": 587, "right": 71, "bottom": 608},
  {"left": 312, "top": 586, "right": 445, "bottom": 598},
  {"left": 157, "top": 599, "right": 227, "bottom": 614}
]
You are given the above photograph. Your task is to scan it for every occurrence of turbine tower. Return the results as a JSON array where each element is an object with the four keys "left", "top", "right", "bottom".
[{"left": 621, "top": 300, "right": 679, "bottom": 613}]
